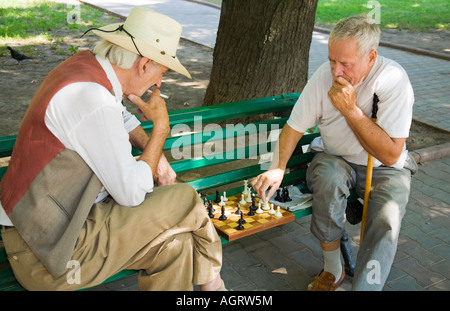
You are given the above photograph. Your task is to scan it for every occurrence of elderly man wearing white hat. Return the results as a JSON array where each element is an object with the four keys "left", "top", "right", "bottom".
[{"left": 0, "top": 7, "right": 224, "bottom": 291}]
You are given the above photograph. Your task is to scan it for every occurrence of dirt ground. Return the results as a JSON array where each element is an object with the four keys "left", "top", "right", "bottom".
[{"left": 1, "top": 28, "right": 449, "bottom": 152}]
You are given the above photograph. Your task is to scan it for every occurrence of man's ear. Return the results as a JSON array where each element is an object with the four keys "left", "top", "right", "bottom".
[
  {"left": 137, "top": 57, "right": 150, "bottom": 77},
  {"left": 368, "top": 49, "right": 377, "bottom": 66}
]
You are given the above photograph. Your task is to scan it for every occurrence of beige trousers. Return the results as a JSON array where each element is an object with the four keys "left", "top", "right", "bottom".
[{"left": 2, "top": 183, "right": 222, "bottom": 291}]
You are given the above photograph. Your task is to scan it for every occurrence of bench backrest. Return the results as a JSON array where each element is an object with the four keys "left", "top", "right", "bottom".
[{"left": 0, "top": 93, "right": 320, "bottom": 290}]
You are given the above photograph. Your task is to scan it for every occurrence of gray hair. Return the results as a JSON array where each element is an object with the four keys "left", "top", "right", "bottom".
[
  {"left": 329, "top": 14, "right": 381, "bottom": 57},
  {"left": 93, "top": 39, "right": 164, "bottom": 72},
  {"left": 93, "top": 39, "right": 140, "bottom": 69}
]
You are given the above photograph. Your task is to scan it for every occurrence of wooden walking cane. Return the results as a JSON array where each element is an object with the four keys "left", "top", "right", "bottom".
[{"left": 360, "top": 94, "right": 379, "bottom": 245}]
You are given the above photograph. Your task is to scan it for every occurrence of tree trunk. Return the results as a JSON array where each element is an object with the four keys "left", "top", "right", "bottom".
[{"left": 204, "top": 0, "right": 318, "bottom": 106}]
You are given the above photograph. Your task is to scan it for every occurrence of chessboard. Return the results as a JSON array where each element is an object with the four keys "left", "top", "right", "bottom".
[{"left": 206, "top": 192, "right": 295, "bottom": 241}]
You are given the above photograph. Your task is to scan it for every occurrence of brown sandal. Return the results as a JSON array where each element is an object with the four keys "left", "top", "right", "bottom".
[{"left": 307, "top": 265, "right": 345, "bottom": 291}]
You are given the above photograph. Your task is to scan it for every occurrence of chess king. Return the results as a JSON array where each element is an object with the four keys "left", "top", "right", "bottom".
[
  {"left": 0, "top": 7, "right": 225, "bottom": 291},
  {"left": 251, "top": 14, "right": 416, "bottom": 291}
]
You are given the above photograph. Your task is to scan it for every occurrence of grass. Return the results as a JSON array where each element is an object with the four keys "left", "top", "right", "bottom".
[
  {"left": 0, "top": 0, "right": 122, "bottom": 56},
  {"left": 315, "top": 0, "right": 449, "bottom": 31},
  {"left": 205, "top": 0, "right": 448, "bottom": 31}
]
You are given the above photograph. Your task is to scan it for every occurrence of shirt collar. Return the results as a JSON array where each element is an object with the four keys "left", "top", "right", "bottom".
[{"left": 95, "top": 54, "right": 123, "bottom": 104}]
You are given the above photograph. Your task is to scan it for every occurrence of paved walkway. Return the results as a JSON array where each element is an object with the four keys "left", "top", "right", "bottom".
[{"left": 82, "top": 0, "right": 450, "bottom": 291}]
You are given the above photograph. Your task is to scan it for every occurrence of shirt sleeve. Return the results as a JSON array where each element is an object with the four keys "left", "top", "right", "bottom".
[
  {"left": 45, "top": 82, "right": 154, "bottom": 207},
  {"left": 122, "top": 104, "right": 141, "bottom": 133},
  {"left": 375, "top": 63, "right": 414, "bottom": 138},
  {"left": 287, "top": 63, "right": 328, "bottom": 133}
]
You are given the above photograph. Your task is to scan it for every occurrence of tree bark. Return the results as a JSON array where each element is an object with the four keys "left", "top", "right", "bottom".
[{"left": 204, "top": 0, "right": 318, "bottom": 106}]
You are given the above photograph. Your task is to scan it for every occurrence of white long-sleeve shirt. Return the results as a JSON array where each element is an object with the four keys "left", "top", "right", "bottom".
[{"left": 0, "top": 55, "right": 153, "bottom": 225}]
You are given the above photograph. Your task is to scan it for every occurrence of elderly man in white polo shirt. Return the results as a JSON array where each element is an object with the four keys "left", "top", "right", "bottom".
[
  {"left": 0, "top": 7, "right": 224, "bottom": 291},
  {"left": 252, "top": 14, "right": 416, "bottom": 291}
]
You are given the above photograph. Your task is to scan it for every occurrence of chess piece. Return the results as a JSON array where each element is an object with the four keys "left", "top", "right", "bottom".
[
  {"left": 269, "top": 203, "right": 275, "bottom": 215},
  {"left": 219, "top": 196, "right": 225, "bottom": 206},
  {"left": 275, "top": 206, "right": 282, "bottom": 217},
  {"left": 282, "top": 187, "right": 292, "bottom": 202},
  {"left": 219, "top": 205, "right": 227, "bottom": 220},
  {"left": 262, "top": 200, "right": 270, "bottom": 211},
  {"left": 246, "top": 187, "right": 252, "bottom": 202},
  {"left": 214, "top": 190, "right": 221, "bottom": 203},
  {"left": 256, "top": 202, "right": 263, "bottom": 214},
  {"left": 223, "top": 191, "right": 228, "bottom": 201},
  {"left": 247, "top": 203, "right": 255, "bottom": 216},
  {"left": 240, "top": 194, "right": 247, "bottom": 205},
  {"left": 238, "top": 210, "right": 246, "bottom": 225},
  {"left": 243, "top": 180, "right": 248, "bottom": 195},
  {"left": 235, "top": 204, "right": 241, "bottom": 215},
  {"left": 208, "top": 204, "right": 214, "bottom": 218},
  {"left": 274, "top": 189, "right": 282, "bottom": 201},
  {"left": 236, "top": 211, "right": 245, "bottom": 230}
]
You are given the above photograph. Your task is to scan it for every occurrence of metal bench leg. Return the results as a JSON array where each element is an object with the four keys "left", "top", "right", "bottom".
[{"left": 340, "top": 229, "right": 356, "bottom": 277}]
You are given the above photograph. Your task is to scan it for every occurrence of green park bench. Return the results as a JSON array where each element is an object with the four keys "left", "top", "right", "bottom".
[{"left": 0, "top": 93, "right": 356, "bottom": 290}]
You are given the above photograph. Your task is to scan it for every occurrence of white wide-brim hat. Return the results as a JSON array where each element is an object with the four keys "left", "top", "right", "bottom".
[{"left": 92, "top": 7, "right": 191, "bottom": 78}]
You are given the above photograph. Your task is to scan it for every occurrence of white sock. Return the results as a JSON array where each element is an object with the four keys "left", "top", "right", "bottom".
[{"left": 323, "top": 248, "right": 342, "bottom": 283}]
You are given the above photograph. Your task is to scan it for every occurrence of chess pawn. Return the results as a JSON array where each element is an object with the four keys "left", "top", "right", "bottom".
[
  {"left": 240, "top": 194, "right": 247, "bottom": 205},
  {"left": 256, "top": 202, "right": 263, "bottom": 214},
  {"left": 269, "top": 203, "right": 275, "bottom": 215},
  {"left": 235, "top": 204, "right": 241, "bottom": 215},
  {"left": 214, "top": 190, "right": 221, "bottom": 203},
  {"left": 275, "top": 206, "right": 282, "bottom": 217},
  {"left": 262, "top": 200, "right": 270, "bottom": 211},
  {"left": 219, "top": 196, "right": 225, "bottom": 206},
  {"left": 223, "top": 191, "right": 228, "bottom": 202},
  {"left": 219, "top": 205, "right": 227, "bottom": 220}
]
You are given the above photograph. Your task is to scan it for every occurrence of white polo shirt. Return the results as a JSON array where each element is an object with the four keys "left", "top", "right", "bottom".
[
  {"left": 1, "top": 55, "right": 154, "bottom": 226},
  {"left": 287, "top": 55, "right": 414, "bottom": 168}
]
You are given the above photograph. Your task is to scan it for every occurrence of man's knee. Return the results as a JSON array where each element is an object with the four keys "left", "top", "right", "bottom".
[{"left": 307, "top": 153, "right": 355, "bottom": 195}]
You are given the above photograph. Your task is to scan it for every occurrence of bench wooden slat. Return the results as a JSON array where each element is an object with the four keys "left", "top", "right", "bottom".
[{"left": 140, "top": 93, "right": 300, "bottom": 131}]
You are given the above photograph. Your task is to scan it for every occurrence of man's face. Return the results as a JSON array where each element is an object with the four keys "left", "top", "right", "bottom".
[
  {"left": 132, "top": 58, "right": 169, "bottom": 96},
  {"left": 328, "top": 37, "right": 376, "bottom": 86}
]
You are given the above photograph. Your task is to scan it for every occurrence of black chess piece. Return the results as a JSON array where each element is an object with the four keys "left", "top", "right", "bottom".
[
  {"left": 236, "top": 211, "right": 245, "bottom": 230},
  {"left": 283, "top": 187, "right": 292, "bottom": 202},
  {"left": 235, "top": 204, "right": 241, "bottom": 215},
  {"left": 208, "top": 204, "right": 214, "bottom": 218},
  {"left": 214, "top": 190, "right": 221, "bottom": 203},
  {"left": 219, "top": 205, "right": 227, "bottom": 220},
  {"left": 247, "top": 196, "right": 255, "bottom": 216},
  {"left": 274, "top": 189, "right": 282, "bottom": 201},
  {"left": 238, "top": 211, "right": 246, "bottom": 225}
]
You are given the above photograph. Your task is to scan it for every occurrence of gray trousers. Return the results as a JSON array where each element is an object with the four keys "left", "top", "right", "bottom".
[{"left": 306, "top": 153, "right": 413, "bottom": 291}]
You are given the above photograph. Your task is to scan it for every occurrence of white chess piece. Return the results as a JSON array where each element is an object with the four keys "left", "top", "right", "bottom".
[
  {"left": 223, "top": 191, "right": 228, "bottom": 201},
  {"left": 275, "top": 206, "right": 282, "bottom": 217},
  {"left": 243, "top": 180, "right": 248, "bottom": 195},
  {"left": 256, "top": 202, "right": 263, "bottom": 214},
  {"left": 262, "top": 200, "right": 270, "bottom": 211},
  {"left": 246, "top": 187, "right": 252, "bottom": 202},
  {"left": 219, "top": 196, "right": 225, "bottom": 206},
  {"left": 240, "top": 194, "right": 247, "bottom": 205},
  {"left": 269, "top": 203, "right": 275, "bottom": 215}
]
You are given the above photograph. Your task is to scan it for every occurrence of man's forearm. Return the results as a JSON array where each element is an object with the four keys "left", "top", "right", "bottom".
[
  {"left": 343, "top": 107, "right": 406, "bottom": 166},
  {"left": 138, "top": 124, "right": 170, "bottom": 175}
]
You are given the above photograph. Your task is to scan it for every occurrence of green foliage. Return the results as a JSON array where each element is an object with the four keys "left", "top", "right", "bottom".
[{"left": 316, "top": 0, "right": 449, "bottom": 31}]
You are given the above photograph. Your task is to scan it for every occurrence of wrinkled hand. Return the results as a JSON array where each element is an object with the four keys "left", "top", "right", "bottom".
[
  {"left": 328, "top": 76, "right": 363, "bottom": 116},
  {"left": 250, "top": 168, "right": 285, "bottom": 203},
  {"left": 154, "top": 155, "right": 177, "bottom": 186},
  {"left": 128, "top": 88, "right": 169, "bottom": 130}
]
